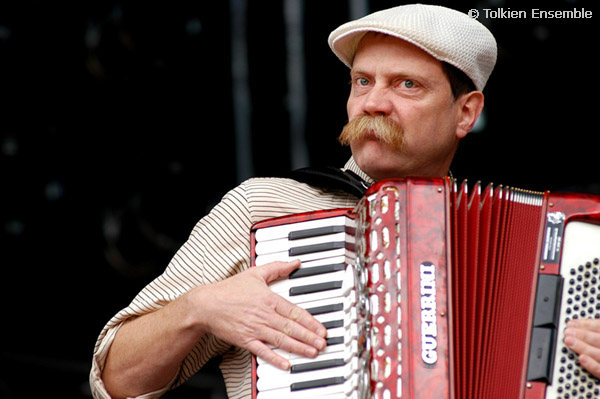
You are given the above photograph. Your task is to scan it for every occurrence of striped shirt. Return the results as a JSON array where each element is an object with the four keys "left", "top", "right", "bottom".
[{"left": 90, "top": 157, "right": 373, "bottom": 399}]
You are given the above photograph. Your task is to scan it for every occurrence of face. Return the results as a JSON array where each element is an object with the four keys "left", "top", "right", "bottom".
[{"left": 343, "top": 33, "right": 476, "bottom": 180}]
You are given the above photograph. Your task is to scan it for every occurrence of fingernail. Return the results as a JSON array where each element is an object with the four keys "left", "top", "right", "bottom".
[
  {"left": 564, "top": 328, "right": 574, "bottom": 337},
  {"left": 305, "top": 346, "right": 318, "bottom": 357},
  {"left": 567, "top": 319, "right": 579, "bottom": 328},
  {"left": 310, "top": 337, "right": 321, "bottom": 350},
  {"left": 564, "top": 336, "right": 576, "bottom": 347}
]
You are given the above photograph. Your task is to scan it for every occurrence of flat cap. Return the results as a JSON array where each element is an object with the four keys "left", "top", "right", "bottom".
[{"left": 328, "top": 4, "right": 497, "bottom": 91}]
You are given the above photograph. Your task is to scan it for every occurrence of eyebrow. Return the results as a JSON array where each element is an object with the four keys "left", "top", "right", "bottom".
[
  {"left": 349, "top": 68, "right": 370, "bottom": 77},
  {"left": 350, "top": 67, "right": 433, "bottom": 87}
]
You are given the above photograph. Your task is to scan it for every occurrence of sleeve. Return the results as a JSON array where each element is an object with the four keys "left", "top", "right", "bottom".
[{"left": 89, "top": 182, "right": 254, "bottom": 398}]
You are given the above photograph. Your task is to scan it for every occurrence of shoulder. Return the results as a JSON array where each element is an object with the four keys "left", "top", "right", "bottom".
[
  {"left": 192, "top": 176, "right": 360, "bottom": 237},
  {"left": 237, "top": 176, "right": 360, "bottom": 223}
]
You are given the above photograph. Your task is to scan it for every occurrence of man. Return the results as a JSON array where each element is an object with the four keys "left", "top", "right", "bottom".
[{"left": 90, "top": 4, "right": 600, "bottom": 399}]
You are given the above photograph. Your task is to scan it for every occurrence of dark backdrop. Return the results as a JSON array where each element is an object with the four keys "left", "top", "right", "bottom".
[{"left": 0, "top": 0, "right": 596, "bottom": 397}]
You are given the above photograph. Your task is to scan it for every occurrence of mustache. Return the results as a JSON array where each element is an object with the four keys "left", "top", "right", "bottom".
[{"left": 338, "top": 115, "right": 404, "bottom": 150}]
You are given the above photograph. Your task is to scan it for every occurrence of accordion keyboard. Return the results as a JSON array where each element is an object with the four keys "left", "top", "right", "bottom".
[{"left": 253, "top": 214, "right": 369, "bottom": 399}]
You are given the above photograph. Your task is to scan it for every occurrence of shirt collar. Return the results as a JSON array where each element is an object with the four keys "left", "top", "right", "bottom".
[{"left": 343, "top": 157, "right": 375, "bottom": 185}]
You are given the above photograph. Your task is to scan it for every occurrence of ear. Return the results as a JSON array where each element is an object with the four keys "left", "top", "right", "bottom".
[{"left": 455, "top": 91, "right": 485, "bottom": 139}]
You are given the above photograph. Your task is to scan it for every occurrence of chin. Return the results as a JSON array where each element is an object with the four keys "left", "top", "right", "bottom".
[
  {"left": 359, "top": 159, "right": 407, "bottom": 181},
  {"left": 352, "top": 146, "right": 407, "bottom": 180}
]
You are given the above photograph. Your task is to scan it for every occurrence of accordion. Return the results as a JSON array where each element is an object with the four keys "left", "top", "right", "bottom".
[{"left": 250, "top": 177, "right": 600, "bottom": 399}]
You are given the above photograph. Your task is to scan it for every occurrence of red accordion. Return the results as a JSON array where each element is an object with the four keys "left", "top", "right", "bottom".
[{"left": 250, "top": 178, "right": 600, "bottom": 399}]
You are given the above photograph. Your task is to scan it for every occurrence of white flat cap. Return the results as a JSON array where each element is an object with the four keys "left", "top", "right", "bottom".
[{"left": 328, "top": 4, "right": 497, "bottom": 91}]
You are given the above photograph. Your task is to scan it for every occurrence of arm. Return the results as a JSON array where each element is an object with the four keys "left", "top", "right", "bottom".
[
  {"left": 102, "top": 260, "right": 327, "bottom": 399},
  {"left": 91, "top": 178, "right": 360, "bottom": 398}
]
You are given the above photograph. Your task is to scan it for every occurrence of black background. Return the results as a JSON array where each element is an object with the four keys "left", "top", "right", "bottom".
[{"left": 0, "top": 0, "right": 596, "bottom": 397}]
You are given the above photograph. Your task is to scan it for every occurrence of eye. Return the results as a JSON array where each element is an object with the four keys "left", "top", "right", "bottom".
[
  {"left": 402, "top": 79, "right": 415, "bottom": 89},
  {"left": 356, "top": 77, "right": 370, "bottom": 86}
]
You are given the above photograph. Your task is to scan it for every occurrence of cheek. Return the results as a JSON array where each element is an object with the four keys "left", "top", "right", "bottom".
[
  {"left": 404, "top": 105, "right": 457, "bottom": 142},
  {"left": 346, "top": 97, "right": 360, "bottom": 120}
]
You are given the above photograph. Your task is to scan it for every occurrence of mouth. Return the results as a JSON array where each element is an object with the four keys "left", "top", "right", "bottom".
[{"left": 363, "top": 130, "right": 378, "bottom": 140}]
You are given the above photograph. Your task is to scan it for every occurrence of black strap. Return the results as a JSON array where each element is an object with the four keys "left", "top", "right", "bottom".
[{"left": 289, "top": 166, "right": 371, "bottom": 197}]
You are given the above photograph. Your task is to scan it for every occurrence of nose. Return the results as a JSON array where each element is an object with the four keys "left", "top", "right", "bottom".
[{"left": 362, "top": 84, "right": 393, "bottom": 116}]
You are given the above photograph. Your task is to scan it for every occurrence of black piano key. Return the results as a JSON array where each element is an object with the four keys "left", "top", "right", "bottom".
[
  {"left": 289, "top": 280, "right": 343, "bottom": 296},
  {"left": 289, "top": 225, "right": 345, "bottom": 240},
  {"left": 326, "top": 336, "right": 344, "bottom": 346},
  {"left": 291, "top": 376, "right": 345, "bottom": 391},
  {"left": 306, "top": 303, "right": 343, "bottom": 315},
  {"left": 289, "top": 262, "right": 346, "bottom": 279},
  {"left": 289, "top": 241, "right": 345, "bottom": 256},
  {"left": 290, "top": 358, "right": 346, "bottom": 374},
  {"left": 322, "top": 319, "right": 344, "bottom": 329}
]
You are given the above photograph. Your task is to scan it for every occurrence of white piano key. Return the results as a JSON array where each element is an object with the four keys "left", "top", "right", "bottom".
[
  {"left": 260, "top": 324, "right": 360, "bottom": 363},
  {"left": 255, "top": 216, "right": 353, "bottom": 242},
  {"left": 299, "top": 373, "right": 359, "bottom": 398},
  {"left": 310, "top": 391, "right": 358, "bottom": 399},
  {"left": 256, "top": 372, "right": 359, "bottom": 399},
  {"left": 257, "top": 348, "right": 358, "bottom": 378},
  {"left": 257, "top": 330, "right": 359, "bottom": 365},
  {"left": 257, "top": 255, "right": 353, "bottom": 287},
  {"left": 326, "top": 326, "right": 351, "bottom": 341},
  {"left": 276, "top": 265, "right": 356, "bottom": 305},
  {"left": 289, "top": 261, "right": 348, "bottom": 280},
  {"left": 292, "top": 255, "right": 351, "bottom": 272},
  {"left": 269, "top": 270, "right": 347, "bottom": 295},
  {"left": 303, "top": 290, "right": 358, "bottom": 315},
  {"left": 255, "top": 247, "right": 354, "bottom": 266},
  {"left": 258, "top": 358, "right": 348, "bottom": 381},
  {"left": 301, "top": 255, "right": 353, "bottom": 268},
  {"left": 314, "top": 307, "right": 357, "bottom": 326},
  {"left": 255, "top": 232, "right": 352, "bottom": 256},
  {"left": 257, "top": 357, "right": 358, "bottom": 391}
]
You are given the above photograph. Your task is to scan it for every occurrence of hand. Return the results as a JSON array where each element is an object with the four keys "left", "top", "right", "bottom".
[
  {"left": 564, "top": 318, "right": 600, "bottom": 377},
  {"left": 192, "top": 260, "right": 327, "bottom": 370}
]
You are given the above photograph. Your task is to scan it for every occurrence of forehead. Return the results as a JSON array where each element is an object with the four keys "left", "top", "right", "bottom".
[{"left": 352, "top": 32, "right": 445, "bottom": 77}]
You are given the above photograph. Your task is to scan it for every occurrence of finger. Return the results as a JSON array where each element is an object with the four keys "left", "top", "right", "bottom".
[
  {"left": 274, "top": 297, "right": 327, "bottom": 339},
  {"left": 564, "top": 334, "right": 600, "bottom": 362},
  {"left": 261, "top": 321, "right": 323, "bottom": 359},
  {"left": 257, "top": 260, "right": 302, "bottom": 284},
  {"left": 246, "top": 339, "right": 290, "bottom": 371},
  {"left": 579, "top": 354, "right": 600, "bottom": 379},
  {"left": 567, "top": 318, "right": 600, "bottom": 333},
  {"left": 269, "top": 310, "right": 327, "bottom": 351},
  {"left": 565, "top": 324, "right": 600, "bottom": 348}
]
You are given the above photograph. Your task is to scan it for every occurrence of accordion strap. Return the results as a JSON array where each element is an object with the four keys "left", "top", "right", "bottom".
[{"left": 289, "top": 166, "right": 370, "bottom": 198}]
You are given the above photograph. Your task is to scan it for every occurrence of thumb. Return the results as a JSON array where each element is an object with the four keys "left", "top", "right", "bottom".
[{"left": 256, "top": 260, "right": 301, "bottom": 284}]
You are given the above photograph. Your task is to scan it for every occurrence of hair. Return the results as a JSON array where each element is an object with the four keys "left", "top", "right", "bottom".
[
  {"left": 441, "top": 62, "right": 477, "bottom": 99},
  {"left": 338, "top": 114, "right": 404, "bottom": 150}
]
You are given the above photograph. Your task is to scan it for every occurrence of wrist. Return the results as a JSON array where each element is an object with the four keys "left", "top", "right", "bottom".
[{"left": 178, "top": 285, "right": 212, "bottom": 338}]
